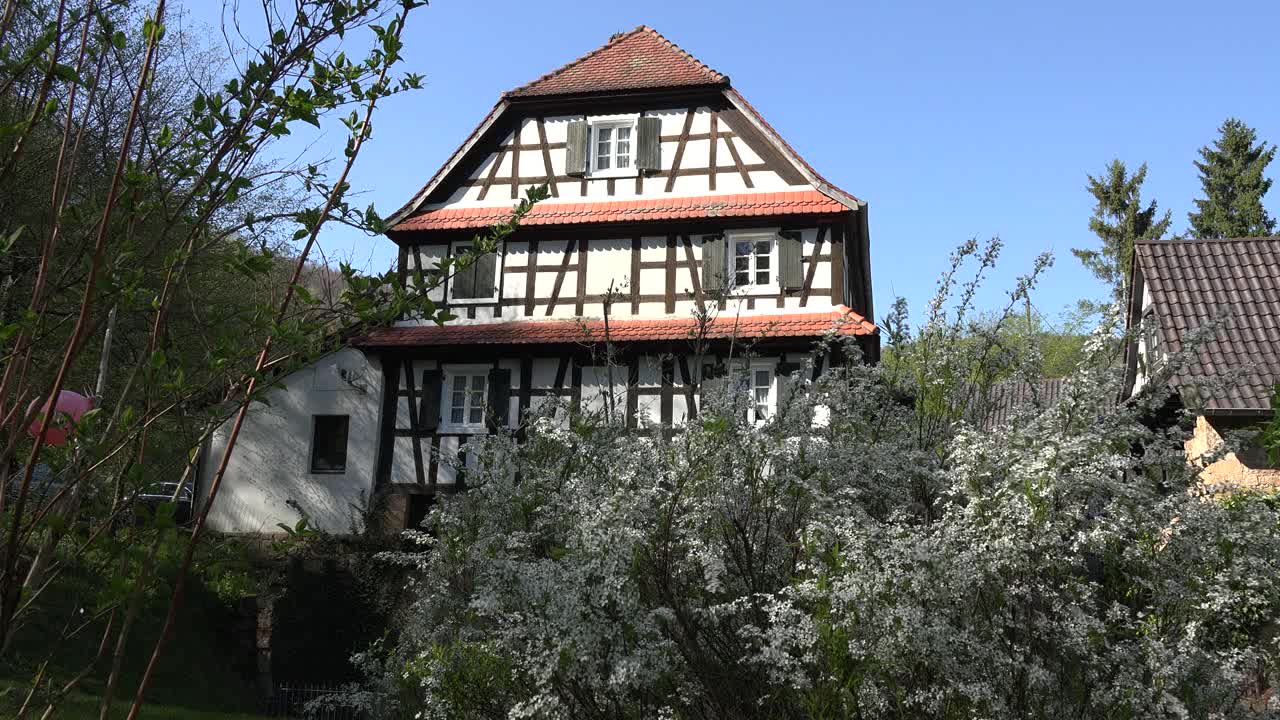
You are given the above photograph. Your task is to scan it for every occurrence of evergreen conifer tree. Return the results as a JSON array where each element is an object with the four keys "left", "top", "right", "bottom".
[
  {"left": 1188, "top": 118, "right": 1276, "bottom": 238},
  {"left": 1072, "top": 160, "right": 1170, "bottom": 309}
]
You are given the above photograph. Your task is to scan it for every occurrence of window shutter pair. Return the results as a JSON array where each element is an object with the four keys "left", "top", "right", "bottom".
[
  {"left": 452, "top": 245, "right": 498, "bottom": 299},
  {"left": 778, "top": 231, "right": 803, "bottom": 290},
  {"left": 486, "top": 368, "right": 512, "bottom": 431},
  {"left": 702, "top": 232, "right": 802, "bottom": 291},
  {"left": 416, "top": 368, "right": 511, "bottom": 432},
  {"left": 565, "top": 117, "right": 661, "bottom": 177}
]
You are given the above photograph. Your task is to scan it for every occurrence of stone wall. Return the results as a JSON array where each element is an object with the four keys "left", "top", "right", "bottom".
[{"left": 1186, "top": 415, "right": 1280, "bottom": 491}]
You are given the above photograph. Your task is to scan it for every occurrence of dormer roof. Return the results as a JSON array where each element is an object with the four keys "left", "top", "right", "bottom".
[{"left": 504, "top": 26, "right": 727, "bottom": 99}]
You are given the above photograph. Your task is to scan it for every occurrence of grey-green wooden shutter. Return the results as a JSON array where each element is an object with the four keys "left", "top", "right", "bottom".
[
  {"left": 565, "top": 120, "right": 588, "bottom": 177},
  {"left": 473, "top": 250, "right": 498, "bottom": 298},
  {"left": 701, "top": 234, "right": 726, "bottom": 291},
  {"left": 779, "top": 231, "right": 803, "bottom": 290},
  {"left": 698, "top": 362, "right": 726, "bottom": 417},
  {"left": 775, "top": 361, "right": 801, "bottom": 410},
  {"left": 451, "top": 251, "right": 475, "bottom": 298},
  {"left": 487, "top": 368, "right": 512, "bottom": 430},
  {"left": 420, "top": 369, "right": 442, "bottom": 431},
  {"left": 636, "top": 116, "right": 661, "bottom": 172}
]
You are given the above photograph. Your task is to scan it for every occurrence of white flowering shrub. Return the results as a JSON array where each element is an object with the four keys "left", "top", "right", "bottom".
[{"left": 380, "top": 248, "right": 1280, "bottom": 719}]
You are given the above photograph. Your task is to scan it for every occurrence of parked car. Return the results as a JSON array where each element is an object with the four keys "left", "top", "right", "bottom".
[{"left": 133, "top": 481, "right": 194, "bottom": 525}]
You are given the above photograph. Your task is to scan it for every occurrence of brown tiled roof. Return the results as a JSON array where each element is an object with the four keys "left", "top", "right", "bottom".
[
  {"left": 972, "top": 378, "right": 1066, "bottom": 430},
  {"left": 1135, "top": 237, "right": 1280, "bottom": 412},
  {"left": 393, "top": 191, "right": 847, "bottom": 231},
  {"left": 352, "top": 307, "right": 876, "bottom": 348},
  {"left": 505, "top": 26, "right": 726, "bottom": 98}
]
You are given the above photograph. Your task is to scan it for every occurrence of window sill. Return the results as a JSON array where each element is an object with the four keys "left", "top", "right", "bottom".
[
  {"left": 587, "top": 168, "right": 638, "bottom": 179},
  {"left": 438, "top": 425, "right": 490, "bottom": 435},
  {"left": 310, "top": 469, "right": 347, "bottom": 476},
  {"left": 729, "top": 285, "right": 782, "bottom": 296},
  {"left": 447, "top": 295, "right": 499, "bottom": 305}
]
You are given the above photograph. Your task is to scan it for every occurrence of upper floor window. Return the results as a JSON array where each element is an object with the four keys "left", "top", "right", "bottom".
[
  {"left": 702, "top": 230, "right": 802, "bottom": 293},
  {"left": 449, "top": 241, "right": 499, "bottom": 303},
  {"left": 591, "top": 121, "right": 633, "bottom": 175},
  {"left": 732, "top": 234, "right": 775, "bottom": 289},
  {"left": 1140, "top": 308, "right": 1163, "bottom": 375},
  {"left": 565, "top": 116, "right": 659, "bottom": 178}
]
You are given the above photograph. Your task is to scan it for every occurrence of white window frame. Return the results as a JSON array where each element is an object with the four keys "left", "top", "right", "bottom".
[
  {"left": 1140, "top": 307, "right": 1163, "bottom": 375},
  {"left": 734, "top": 360, "right": 777, "bottom": 425},
  {"left": 588, "top": 115, "right": 638, "bottom": 178},
  {"left": 446, "top": 241, "right": 500, "bottom": 305},
  {"left": 726, "top": 229, "right": 781, "bottom": 294},
  {"left": 439, "top": 364, "right": 490, "bottom": 434}
]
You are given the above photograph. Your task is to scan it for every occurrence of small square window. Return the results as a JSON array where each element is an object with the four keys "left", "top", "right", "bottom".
[
  {"left": 442, "top": 369, "right": 488, "bottom": 432},
  {"left": 589, "top": 120, "right": 636, "bottom": 177},
  {"left": 730, "top": 235, "right": 775, "bottom": 289},
  {"left": 310, "top": 415, "right": 349, "bottom": 474}
]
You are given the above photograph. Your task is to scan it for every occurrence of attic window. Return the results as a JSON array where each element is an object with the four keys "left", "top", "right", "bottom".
[
  {"left": 566, "top": 116, "right": 660, "bottom": 178},
  {"left": 1141, "top": 307, "right": 1164, "bottom": 374},
  {"left": 590, "top": 119, "right": 635, "bottom": 176}
]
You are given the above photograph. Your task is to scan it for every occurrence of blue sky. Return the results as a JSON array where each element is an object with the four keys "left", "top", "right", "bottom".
[{"left": 180, "top": 0, "right": 1280, "bottom": 327}]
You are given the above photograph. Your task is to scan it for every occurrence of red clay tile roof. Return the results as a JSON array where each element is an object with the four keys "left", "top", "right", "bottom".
[
  {"left": 1133, "top": 237, "right": 1280, "bottom": 413},
  {"left": 505, "top": 26, "right": 726, "bottom": 98},
  {"left": 393, "top": 191, "right": 846, "bottom": 232},
  {"left": 353, "top": 307, "right": 875, "bottom": 348}
]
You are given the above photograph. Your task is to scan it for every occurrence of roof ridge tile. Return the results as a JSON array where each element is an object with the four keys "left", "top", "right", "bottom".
[{"left": 505, "top": 26, "right": 726, "bottom": 98}]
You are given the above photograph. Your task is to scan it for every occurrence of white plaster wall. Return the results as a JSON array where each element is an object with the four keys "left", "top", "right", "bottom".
[
  {"left": 435, "top": 105, "right": 809, "bottom": 209},
  {"left": 394, "top": 226, "right": 845, "bottom": 329},
  {"left": 200, "top": 348, "right": 382, "bottom": 535},
  {"left": 380, "top": 350, "right": 825, "bottom": 486}
]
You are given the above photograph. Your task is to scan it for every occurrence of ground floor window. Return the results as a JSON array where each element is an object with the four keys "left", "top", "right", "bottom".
[
  {"left": 310, "top": 415, "right": 349, "bottom": 474},
  {"left": 441, "top": 365, "right": 489, "bottom": 432},
  {"left": 736, "top": 362, "right": 777, "bottom": 424}
]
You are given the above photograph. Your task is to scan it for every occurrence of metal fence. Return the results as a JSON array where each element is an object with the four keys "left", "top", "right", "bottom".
[{"left": 265, "top": 683, "right": 400, "bottom": 719}]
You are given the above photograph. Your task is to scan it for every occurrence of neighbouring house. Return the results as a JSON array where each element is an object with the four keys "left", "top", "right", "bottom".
[
  {"left": 1123, "top": 236, "right": 1280, "bottom": 490},
  {"left": 199, "top": 26, "right": 878, "bottom": 534},
  {"left": 972, "top": 378, "right": 1066, "bottom": 431}
]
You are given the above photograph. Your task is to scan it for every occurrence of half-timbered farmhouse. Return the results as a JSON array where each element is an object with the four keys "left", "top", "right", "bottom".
[{"left": 200, "top": 26, "right": 877, "bottom": 533}]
